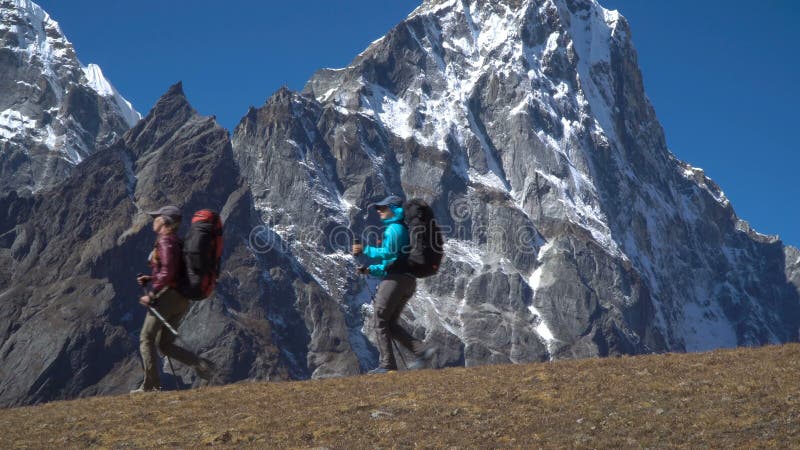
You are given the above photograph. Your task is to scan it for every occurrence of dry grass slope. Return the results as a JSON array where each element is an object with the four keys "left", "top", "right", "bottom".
[{"left": 2, "top": 344, "right": 800, "bottom": 449}]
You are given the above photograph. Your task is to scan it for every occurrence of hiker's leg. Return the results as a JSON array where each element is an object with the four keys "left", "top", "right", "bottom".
[
  {"left": 139, "top": 312, "right": 162, "bottom": 390},
  {"left": 373, "top": 277, "right": 405, "bottom": 370},
  {"left": 154, "top": 290, "right": 200, "bottom": 367},
  {"left": 388, "top": 322, "right": 424, "bottom": 355},
  {"left": 386, "top": 276, "right": 424, "bottom": 355}
]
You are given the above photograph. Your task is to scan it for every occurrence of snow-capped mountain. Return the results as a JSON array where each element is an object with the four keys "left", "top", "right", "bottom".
[
  {"left": 0, "top": 0, "right": 140, "bottom": 193},
  {"left": 256, "top": 0, "right": 800, "bottom": 367},
  {"left": 1, "top": 0, "right": 798, "bottom": 407}
]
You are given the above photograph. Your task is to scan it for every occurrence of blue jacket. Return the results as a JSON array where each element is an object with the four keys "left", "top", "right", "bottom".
[{"left": 363, "top": 205, "right": 409, "bottom": 277}]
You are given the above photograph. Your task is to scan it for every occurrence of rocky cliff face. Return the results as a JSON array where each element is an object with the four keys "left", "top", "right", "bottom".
[
  {"left": 256, "top": 0, "right": 800, "bottom": 366},
  {"left": 1, "top": 0, "right": 799, "bottom": 407},
  {"left": 0, "top": 84, "right": 283, "bottom": 406},
  {"left": 0, "top": 0, "right": 139, "bottom": 194}
]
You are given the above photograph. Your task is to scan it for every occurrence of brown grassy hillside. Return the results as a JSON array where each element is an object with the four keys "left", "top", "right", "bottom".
[{"left": 2, "top": 344, "right": 799, "bottom": 449}]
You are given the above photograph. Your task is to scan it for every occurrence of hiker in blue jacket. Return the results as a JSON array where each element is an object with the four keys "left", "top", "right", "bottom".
[{"left": 353, "top": 195, "right": 435, "bottom": 374}]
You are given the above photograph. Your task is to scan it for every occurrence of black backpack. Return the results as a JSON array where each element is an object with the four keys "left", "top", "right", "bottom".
[
  {"left": 181, "top": 210, "right": 223, "bottom": 300},
  {"left": 389, "top": 199, "right": 444, "bottom": 278}
]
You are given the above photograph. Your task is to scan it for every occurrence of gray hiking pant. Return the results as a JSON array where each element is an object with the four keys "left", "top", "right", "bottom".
[
  {"left": 373, "top": 274, "right": 422, "bottom": 369},
  {"left": 139, "top": 288, "right": 199, "bottom": 390}
]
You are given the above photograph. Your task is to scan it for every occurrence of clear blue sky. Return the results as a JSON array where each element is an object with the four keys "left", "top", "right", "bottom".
[{"left": 36, "top": 0, "right": 800, "bottom": 247}]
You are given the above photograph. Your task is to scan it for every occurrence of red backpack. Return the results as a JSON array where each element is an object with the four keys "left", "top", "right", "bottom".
[{"left": 182, "top": 210, "right": 223, "bottom": 300}]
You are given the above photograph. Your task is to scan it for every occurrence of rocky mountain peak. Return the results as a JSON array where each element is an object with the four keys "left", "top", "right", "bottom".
[
  {"left": 163, "top": 80, "right": 185, "bottom": 98},
  {"left": 132, "top": 81, "right": 190, "bottom": 123},
  {"left": 0, "top": 0, "right": 76, "bottom": 74},
  {"left": 0, "top": 0, "right": 140, "bottom": 194},
  {"left": 123, "top": 82, "right": 198, "bottom": 158}
]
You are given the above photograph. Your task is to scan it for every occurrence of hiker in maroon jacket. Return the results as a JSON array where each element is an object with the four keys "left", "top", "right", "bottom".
[{"left": 131, "top": 205, "right": 214, "bottom": 393}]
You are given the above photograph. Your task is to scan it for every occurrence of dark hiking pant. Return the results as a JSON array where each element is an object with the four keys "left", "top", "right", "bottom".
[
  {"left": 139, "top": 288, "right": 199, "bottom": 390},
  {"left": 373, "top": 274, "right": 422, "bottom": 370}
]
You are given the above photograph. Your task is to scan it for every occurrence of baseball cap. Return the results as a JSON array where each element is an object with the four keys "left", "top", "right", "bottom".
[
  {"left": 146, "top": 205, "right": 182, "bottom": 220},
  {"left": 370, "top": 195, "right": 404, "bottom": 209}
]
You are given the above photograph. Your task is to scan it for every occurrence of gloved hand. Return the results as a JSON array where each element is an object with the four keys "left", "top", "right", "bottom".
[
  {"left": 136, "top": 273, "right": 152, "bottom": 286},
  {"left": 356, "top": 266, "right": 370, "bottom": 276}
]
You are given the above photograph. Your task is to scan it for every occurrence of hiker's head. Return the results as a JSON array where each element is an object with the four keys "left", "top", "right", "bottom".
[
  {"left": 376, "top": 205, "right": 394, "bottom": 220},
  {"left": 371, "top": 195, "right": 403, "bottom": 221},
  {"left": 153, "top": 215, "right": 181, "bottom": 234},
  {"left": 147, "top": 205, "right": 182, "bottom": 234}
]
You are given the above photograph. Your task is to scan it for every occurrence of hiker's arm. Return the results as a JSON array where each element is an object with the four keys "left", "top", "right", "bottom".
[
  {"left": 151, "top": 239, "right": 179, "bottom": 294},
  {"left": 366, "top": 225, "right": 403, "bottom": 276},
  {"left": 367, "top": 263, "right": 387, "bottom": 277},
  {"left": 364, "top": 226, "right": 402, "bottom": 260},
  {"left": 363, "top": 244, "right": 391, "bottom": 259}
]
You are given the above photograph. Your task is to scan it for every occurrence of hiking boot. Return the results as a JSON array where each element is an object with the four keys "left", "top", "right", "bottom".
[
  {"left": 409, "top": 346, "right": 438, "bottom": 370},
  {"left": 129, "top": 385, "right": 160, "bottom": 394},
  {"left": 367, "top": 366, "right": 396, "bottom": 375},
  {"left": 194, "top": 358, "right": 216, "bottom": 381}
]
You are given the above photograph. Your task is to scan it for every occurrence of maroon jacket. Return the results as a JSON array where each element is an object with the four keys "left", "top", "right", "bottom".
[{"left": 150, "top": 233, "right": 183, "bottom": 294}]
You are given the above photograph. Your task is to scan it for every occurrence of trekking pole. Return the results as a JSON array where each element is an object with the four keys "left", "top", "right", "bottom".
[
  {"left": 354, "top": 238, "right": 376, "bottom": 303},
  {"left": 362, "top": 275, "right": 376, "bottom": 302},
  {"left": 141, "top": 287, "right": 179, "bottom": 337},
  {"left": 392, "top": 339, "right": 408, "bottom": 370},
  {"left": 148, "top": 306, "right": 179, "bottom": 336},
  {"left": 166, "top": 355, "right": 180, "bottom": 391}
]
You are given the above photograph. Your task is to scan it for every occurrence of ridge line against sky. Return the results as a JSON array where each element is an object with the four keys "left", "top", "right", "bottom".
[{"left": 33, "top": 0, "right": 800, "bottom": 248}]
